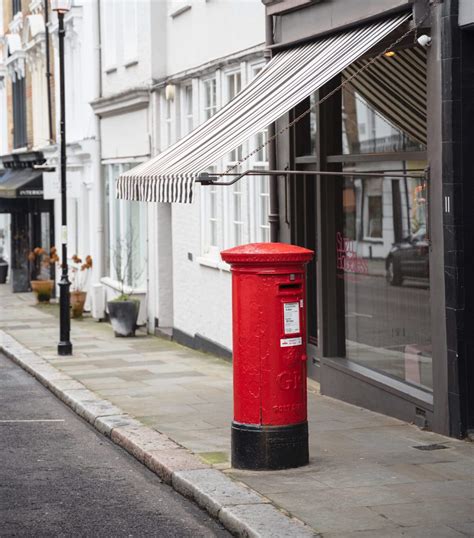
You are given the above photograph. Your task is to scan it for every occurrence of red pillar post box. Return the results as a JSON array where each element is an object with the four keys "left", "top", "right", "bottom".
[{"left": 221, "top": 243, "right": 314, "bottom": 470}]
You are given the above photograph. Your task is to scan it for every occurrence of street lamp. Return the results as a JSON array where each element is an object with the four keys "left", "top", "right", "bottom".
[{"left": 52, "top": 0, "right": 72, "bottom": 356}]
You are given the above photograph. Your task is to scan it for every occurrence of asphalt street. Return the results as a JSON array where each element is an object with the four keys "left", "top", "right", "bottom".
[{"left": 0, "top": 353, "right": 230, "bottom": 537}]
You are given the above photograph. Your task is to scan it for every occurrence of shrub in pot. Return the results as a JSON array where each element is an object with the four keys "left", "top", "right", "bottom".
[
  {"left": 69, "top": 254, "right": 92, "bottom": 318},
  {"left": 28, "top": 247, "right": 58, "bottom": 303},
  {"left": 108, "top": 295, "right": 140, "bottom": 337},
  {"left": 0, "top": 257, "right": 8, "bottom": 284},
  {"left": 107, "top": 236, "right": 143, "bottom": 337}
]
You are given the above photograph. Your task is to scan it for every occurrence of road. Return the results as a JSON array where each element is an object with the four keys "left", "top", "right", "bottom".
[{"left": 0, "top": 353, "right": 229, "bottom": 537}]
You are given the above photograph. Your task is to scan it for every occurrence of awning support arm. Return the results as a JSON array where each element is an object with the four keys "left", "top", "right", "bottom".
[{"left": 196, "top": 168, "right": 427, "bottom": 186}]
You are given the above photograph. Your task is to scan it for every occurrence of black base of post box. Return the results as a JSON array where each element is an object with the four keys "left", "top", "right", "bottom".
[{"left": 231, "top": 421, "right": 309, "bottom": 470}]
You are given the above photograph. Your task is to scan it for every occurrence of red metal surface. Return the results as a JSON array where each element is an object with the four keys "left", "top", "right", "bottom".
[{"left": 221, "top": 243, "right": 315, "bottom": 427}]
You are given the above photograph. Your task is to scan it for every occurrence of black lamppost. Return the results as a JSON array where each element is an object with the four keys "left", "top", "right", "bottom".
[{"left": 53, "top": 0, "right": 72, "bottom": 356}]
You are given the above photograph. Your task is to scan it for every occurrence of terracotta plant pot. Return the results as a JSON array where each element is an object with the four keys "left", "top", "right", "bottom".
[
  {"left": 70, "top": 290, "right": 87, "bottom": 318},
  {"left": 30, "top": 279, "right": 54, "bottom": 303}
]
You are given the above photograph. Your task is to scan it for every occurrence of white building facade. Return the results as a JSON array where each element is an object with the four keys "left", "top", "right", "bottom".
[{"left": 147, "top": 0, "right": 267, "bottom": 354}]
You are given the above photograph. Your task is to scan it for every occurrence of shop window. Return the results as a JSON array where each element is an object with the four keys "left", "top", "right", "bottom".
[
  {"left": 320, "top": 46, "right": 432, "bottom": 390},
  {"left": 342, "top": 48, "right": 427, "bottom": 155},
  {"left": 105, "top": 163, "right": 147, "bottom": 289},
  {"left": 338, "top": 169, "right": 431, "bottom": 390}
]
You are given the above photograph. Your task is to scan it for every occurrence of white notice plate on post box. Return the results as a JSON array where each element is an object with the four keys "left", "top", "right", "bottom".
[
  {"left": 283, "top": 302, "right": 300, "bottom": 334},
  {"left": 280, "top": 337, "right": 303, "bottom": 347}
]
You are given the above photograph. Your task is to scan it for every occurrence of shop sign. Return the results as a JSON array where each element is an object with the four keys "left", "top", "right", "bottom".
[
  {"left": 336, "top": 232, "right": 368, "bottom": 280},
  {"left": 18, "top": 188, "right": 43, "bottom": 197}
]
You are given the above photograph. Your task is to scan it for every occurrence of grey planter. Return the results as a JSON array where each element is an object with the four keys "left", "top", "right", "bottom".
[
  {"left": 0, "top": 260, "right": 8, "bottom": 284},
  {"left": 107, "top": 300, "right": 139, "bottom": 337}
]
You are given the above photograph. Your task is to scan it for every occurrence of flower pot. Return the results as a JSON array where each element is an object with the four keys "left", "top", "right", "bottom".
[
  {"left": 0, "top": 260, "right": 8, "bottom": 284},
  {"left": 107, "top": 299, "right": 139, "bottom": 337},
  {"left": 30, "top": 279, "right": 54, "bottom": 303},
  {"left": 70, "top": 290, "right": 87, "bottom": 318}
]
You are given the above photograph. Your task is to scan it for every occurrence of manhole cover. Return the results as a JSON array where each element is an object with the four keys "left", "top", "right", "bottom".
[{"left": 412, "top": 443, "right": 450, "bottom": 451}]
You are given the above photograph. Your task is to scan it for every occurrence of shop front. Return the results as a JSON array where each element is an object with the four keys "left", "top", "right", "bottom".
[
  {"left": 267, "top": 0, "right": 472, "bottom": 438},
  {"left": 0, "top": 152, "right": 54, "bottom": 292},
  {"left": 115, "top": 0, "right": 472, "bottom": 438}
]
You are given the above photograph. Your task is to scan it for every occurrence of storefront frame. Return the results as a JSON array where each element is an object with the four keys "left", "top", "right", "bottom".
[{"left": 265, "top": 0, "right": 472, "bottom": 438}]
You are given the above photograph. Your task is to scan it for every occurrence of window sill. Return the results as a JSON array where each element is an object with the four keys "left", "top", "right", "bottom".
[
  {"left": 100, "top": 276, "right": 146, "bottom": 295},
  {"left": 170, "top": 4, "right": 192, "bottom": 18},
  {"left": 197, "top": 256, "right": 230, "bottom": 272},
  {"left": 124, "top": 59, "right": 139, "bottom": 69},
  {"left": 362, "top": 237, "right": 384, "bottom": 244}
]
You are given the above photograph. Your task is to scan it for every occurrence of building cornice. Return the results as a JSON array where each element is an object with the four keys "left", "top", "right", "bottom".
[
  {"left": 90, "top": 87, "right": 151, "bottom": 118},
  {"left": 151, "top": 43, "right": 265, "bottom": 90}
]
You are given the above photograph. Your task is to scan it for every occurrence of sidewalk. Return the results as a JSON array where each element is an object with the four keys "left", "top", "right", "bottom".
[{"left": 1, "top": 284, "right": 473, "bottom": 537}]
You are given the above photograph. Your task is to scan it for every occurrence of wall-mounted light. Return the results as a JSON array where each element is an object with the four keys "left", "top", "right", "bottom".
[
  {"left": 384, "top": 51, "right": 396, "bottom": 58},
  {"left": 165, "top": 84, "right": 176, "bottom": 101}
]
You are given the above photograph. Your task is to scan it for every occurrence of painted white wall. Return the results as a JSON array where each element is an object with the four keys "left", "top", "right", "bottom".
[
  {"left": 47, "top": 2, "right": 101, "bottom": 305},
  {"left": 100, "top": 108, "right": 150, "bottom": 159},
  {"left": 166, "top": 0, "right": 265, "bottom": 74},
  {"left": 146, "top": 0, "right": 265, "bottom": 351},
  {"left": 171, "top": 186, "right": 233, "bottom": 349},
  {"left": 100, "top": 0, "right": 154, "bottom": 96}
]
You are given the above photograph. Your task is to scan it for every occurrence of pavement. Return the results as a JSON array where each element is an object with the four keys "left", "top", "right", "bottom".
[
  {"left": 1, "top": 284, "right": 473, "bottom": 537},
  {"left": 0, "top": 352, "right": 230, "bottom": 537}
]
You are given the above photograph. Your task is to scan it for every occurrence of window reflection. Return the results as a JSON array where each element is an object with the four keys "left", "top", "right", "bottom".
[
  {"left": 341, "top": 166, "right": 432, "bottom": 390},
  {"left": 342, "top": 48, "right": 427, "bottom": 155}
]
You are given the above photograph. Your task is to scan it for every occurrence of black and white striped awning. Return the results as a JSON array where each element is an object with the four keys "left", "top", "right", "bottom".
[
  {"left": 117, "top": 13, "right": 411, "bottom": 204},
  {"left": 344, "top": 47, "right": 427, "bottom": 146}
]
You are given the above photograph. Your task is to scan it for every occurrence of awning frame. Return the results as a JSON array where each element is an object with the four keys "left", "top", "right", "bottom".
[{"left": 195, "top": 168, "right": 428, "bottom": 186}]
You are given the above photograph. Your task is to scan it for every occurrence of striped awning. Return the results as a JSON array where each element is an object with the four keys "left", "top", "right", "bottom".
[
  {"left": 117, "top": 13, "right": 411, "bottom": 204},
  {"left": 344, "top": 47, "right": 427, "bottom": 146}
]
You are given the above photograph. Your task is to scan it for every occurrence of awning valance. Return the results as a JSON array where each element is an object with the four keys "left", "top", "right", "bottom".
[
  {"left": 0, "top": 168, "right": 43, "bottom": 198},
  {"left": 117, "top": 13, "right": 411, "bottom": 204}
]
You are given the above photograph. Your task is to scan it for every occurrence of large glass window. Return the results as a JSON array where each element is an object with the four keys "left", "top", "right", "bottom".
[
  {"left": 105, "top": 163, "right": 147, "bottom": 289},
  {"left": 328, "top": 45, "right": 432, "bottom": 390},
  {"left": 342, "top": 48, "right": 427, "bottom": 155},
  {"left": 340, "top": 169, "right": 431, "bottom": 389}
]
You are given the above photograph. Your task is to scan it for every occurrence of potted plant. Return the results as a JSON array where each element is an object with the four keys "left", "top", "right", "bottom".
[
  {"left": 107, "top": 236, "right": 142, "bottom": 337},
  {"left": 0, "top": 255, "right": 7, "bottom": 284},
  {"left": 0, "top": 231, "right": 8, "bottom": 284},
  {"left": 69, "top": 254, "right": 93, "bottom": 318},
  {"left": 28, "top": 247, "right": 59, "bottom": 303}
]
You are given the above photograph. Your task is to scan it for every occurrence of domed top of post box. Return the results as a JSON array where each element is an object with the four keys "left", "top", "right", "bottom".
[{"left": 221, "top": 242, "right": 314, "bottom": 265}]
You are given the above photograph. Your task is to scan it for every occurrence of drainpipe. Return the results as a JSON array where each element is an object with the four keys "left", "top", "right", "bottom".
[
  {"left": 44, "top": 0, "right": 53, "bottom": 143},
  {"left": 265, "top": 14, "right": 279, "bottom": 242},
  {"left": 92, "top": 0, "right": 104, "bottom": 281}
]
